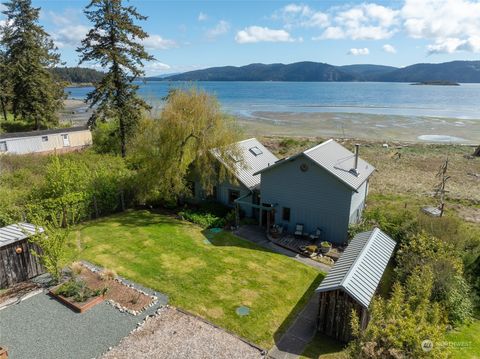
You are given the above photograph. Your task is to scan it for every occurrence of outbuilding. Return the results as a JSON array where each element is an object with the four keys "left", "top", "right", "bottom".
[
  {"left": 0, "top": 223, "right": 45, "bottom": 289},
  {"left": 0, "top": 126, "right": 92, "bottom": 155},
  {"left": 316, "top": 228, "right": 396, "bottom": 342}
]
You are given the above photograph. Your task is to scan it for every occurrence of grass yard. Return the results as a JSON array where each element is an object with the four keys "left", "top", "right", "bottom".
[
  {"left": 300, "top": 333, "right": 348, "bottom": 359},
  {"left": 446, "top": 318, "right": 480, "bottom": 359},
  {"left": 70, "top": 210, "right": 323, "bottom": 348}
]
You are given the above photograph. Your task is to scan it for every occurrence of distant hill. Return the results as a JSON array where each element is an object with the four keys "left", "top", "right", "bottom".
[
  {"left": 375, "top": 61, "right": 480, "bottom": 83},
  {"left": 163, "top": 60, "right": 480, "bottom": 83},
  {"left": 165, "top": 62, "right": 355, "bottom": 82},
  {"left": 52, "top": 67, "right": 105, "bottom": 84}
]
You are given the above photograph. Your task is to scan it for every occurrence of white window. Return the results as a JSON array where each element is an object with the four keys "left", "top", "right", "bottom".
[
  {"left": 42, "top": 136, "right": 48, "bottom": 142},
  {"left": 0, "top": 141, "right": 7, "bottom": 152},
  {"left": 61, "top": 134, "right": 70, "bottom": 147}
]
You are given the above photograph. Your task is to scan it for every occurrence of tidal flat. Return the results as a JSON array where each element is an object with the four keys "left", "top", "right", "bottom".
[{"left": 239, "top": 111, "right": 480, "bottom": 144}]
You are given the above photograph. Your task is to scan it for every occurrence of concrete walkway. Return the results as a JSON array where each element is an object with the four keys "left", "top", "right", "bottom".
[
  {"left": 268, "top": 293, "right": 319, "bottom": 359},
  {"left": 234, "top": 225, "right": 331, "bottom": 272}
]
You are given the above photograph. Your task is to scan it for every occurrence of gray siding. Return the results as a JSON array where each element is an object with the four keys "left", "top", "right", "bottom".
[
  {"left": 193, "top": 179, "right": 251, "bottom": 215},
  {"left": 260, "top": 155, "right": 352, "bottom": 244},
  {"left": 349, "top": 180, "right": 368, "bottom": 224}
]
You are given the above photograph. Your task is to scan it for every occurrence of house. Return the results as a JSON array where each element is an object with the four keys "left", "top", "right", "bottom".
[
  {"left": 316, "top": 228, "right": 396, "bottom": 342},
  {"left": 0, "top": 126, "right": 92, "bottom": 155},
  {"left": 0, "top": 223, "right": 45, "bottom": 288},
  {"left": 192, "top": 138, "right": 279, "bottom": 217},
  {"left": 254, "top": 140, "right": 375, "bottom": 244}
]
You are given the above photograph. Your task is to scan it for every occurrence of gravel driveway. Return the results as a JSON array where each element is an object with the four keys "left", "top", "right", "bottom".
[{"left": 102, "top": 306, "right": 265, "bottom": 359}]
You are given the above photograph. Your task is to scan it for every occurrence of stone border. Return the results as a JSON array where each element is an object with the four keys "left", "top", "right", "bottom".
[{"left": 80, "top": 261, "right": 159, "bottom": 316}]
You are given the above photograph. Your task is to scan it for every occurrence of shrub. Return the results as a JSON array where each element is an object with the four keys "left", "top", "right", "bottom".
[
  {"left": 70, "top": 262, "right": 84, "bottom": 276},
  {"left": 99, "top": 268, "right": 117, "bottom": 281},
  {"left": 178, "top": 209, "right": 225, "bottom": 228},
  {"left": 55, "top": 278, "right": 101, "bottom": 303}
]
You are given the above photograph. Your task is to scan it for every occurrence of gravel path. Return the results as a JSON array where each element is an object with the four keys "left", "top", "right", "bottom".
[
  {"left": 102, "top": 306, "right": 265, "bottom": 359},
  {"left": 0, "top": 289, "right": 166, "bottom": 359}
]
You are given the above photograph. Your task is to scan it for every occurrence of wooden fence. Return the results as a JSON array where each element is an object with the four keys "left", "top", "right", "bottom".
[{"left": 0, "top": 239, "right": 44, "bottom": 289}]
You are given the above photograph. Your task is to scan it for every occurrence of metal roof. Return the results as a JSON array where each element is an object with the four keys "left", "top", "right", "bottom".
[
  {"left": 316, "top": 228, "right": 396, "bottom": 308},
  {"left": 212, "top": 138, "right": 278, "bottom": 190},
  {"left": 0, "top": 223, "right": 44, "bottom": 248},
  {"left": 254, "top": 139, "right": 375, "bottom": 191},
  {"left": 0, "top": 126, "right": 89, "bottom": 140}
]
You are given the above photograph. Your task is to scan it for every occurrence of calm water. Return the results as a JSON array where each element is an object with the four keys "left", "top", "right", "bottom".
[{"left": 66, "top": 81, "right": 480, "bottom": 120}]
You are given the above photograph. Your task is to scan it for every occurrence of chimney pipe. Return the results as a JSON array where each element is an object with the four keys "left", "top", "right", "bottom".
[{"left": 354, "top": 144, "right": 360, "bottom": 170}]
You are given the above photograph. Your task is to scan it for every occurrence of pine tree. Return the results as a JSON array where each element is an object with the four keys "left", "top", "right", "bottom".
[
  {"left": 77, "top": 0, "right": 154, "bottom": 157},
  {"left": 0, "top": 50, "right": 10, "bottom": 122},
  {"left": 0, "top": 0, "right": 64, "bottom": 130}
]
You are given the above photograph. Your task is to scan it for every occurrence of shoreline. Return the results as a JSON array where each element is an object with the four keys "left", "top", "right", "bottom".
[{"left": 59, "top": 99, "right": 479, "bottom": 145}]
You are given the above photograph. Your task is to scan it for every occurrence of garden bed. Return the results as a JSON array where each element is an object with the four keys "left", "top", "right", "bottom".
[{"left": 49, "top": 285, "right": 104, "bottom": 313}]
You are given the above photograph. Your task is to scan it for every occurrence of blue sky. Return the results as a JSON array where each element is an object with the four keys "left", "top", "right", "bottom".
[{"left": 1, "top": 0, "right": 480, "bottom": 75}]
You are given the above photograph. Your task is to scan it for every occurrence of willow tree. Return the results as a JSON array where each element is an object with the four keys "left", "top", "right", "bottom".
[
  {"left": 0, "top": 0, "right": 64, "bottom": 129},
  {"left": 129, "top": 88, "right": 243, "bottom": 202},
  {"left": 77, "top": 0, "right": 153, "bottom": 157}
]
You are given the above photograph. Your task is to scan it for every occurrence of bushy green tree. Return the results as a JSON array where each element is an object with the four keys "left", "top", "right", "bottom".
[
  {"left": 396, "top": 232, "right": 473, "bottom": 325},
  {"left": 129, "top": 88, "right": 243, "bottom": 203},
  {"left": 0, "top": 0, "right": 64, "bottom": 129},
  {"left": 29, "top": 214, "right": 73, "bottom": 283},
  {"left": 77, "top": 0, "right": 154, "bottom": 157},
  {"left": 349, "top": 267, "right": 448, "bottom": 359}
]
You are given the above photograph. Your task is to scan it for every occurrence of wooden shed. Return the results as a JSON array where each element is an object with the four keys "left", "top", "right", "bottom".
[
  {"left": 316, "top": 228, "right": 396, "bottom": 342},
  {"left": 0, "top": 223, "right": 45, "bottom": 289}
]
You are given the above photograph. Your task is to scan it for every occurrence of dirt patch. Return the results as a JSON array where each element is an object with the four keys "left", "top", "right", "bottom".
[
  {"left": 0, "top": 281, "right": 40, "bottom": 306},
  {"left": 452, "top": 204, "right": 480, "bottom": 223},
  {"left": 79, "top": 267, "right": 154, "bottom": 313}
]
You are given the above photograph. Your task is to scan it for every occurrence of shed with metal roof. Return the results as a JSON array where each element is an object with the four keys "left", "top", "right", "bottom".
[
  {"left": 316, "top": 228, "right": 396, "bottom": 342},
  {"left": 0, "top": 223, "right": 45, "bottom": 288}
]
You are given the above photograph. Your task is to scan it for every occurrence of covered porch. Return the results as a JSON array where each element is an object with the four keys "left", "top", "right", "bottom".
[{"left": 234, "top": 192, "right": 277, "bottom": 229}]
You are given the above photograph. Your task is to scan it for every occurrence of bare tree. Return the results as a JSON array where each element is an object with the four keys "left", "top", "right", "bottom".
[{"left": 433, "top": 158, "right": 450, "bottom": 217}]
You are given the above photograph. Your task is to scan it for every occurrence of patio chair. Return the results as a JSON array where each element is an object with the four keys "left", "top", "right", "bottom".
[
  {"left": 309, "top": 228, "right": 322, "bottom": 243},
  {"left": 294, "top": 223, "right": 304, "bottom": 238}
]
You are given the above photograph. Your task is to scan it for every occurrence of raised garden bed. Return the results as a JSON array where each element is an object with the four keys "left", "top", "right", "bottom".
[{"left": 49, "top": 284, "right": 104, "bottom": 313}]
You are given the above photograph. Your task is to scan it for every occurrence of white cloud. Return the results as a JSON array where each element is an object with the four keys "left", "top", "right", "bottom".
[
  {"left": 321, "top": 4, "right": 399, "bottom": 40},
  {"left": 235, "top": 26, "right": 295, "bottom": 44},
  {"left": 142, "top": 34, "right": 177, "bottom": 50},
  {"left": 53, "top": 24, "right": 89, "bottom": 48},
  {"left": 348, "top": 47, "right": 370, "bottom": 56},
  {"left": 145, "top": 61, "right": 171, "bottom": 75},
  {"left": 401, "top": 0, "right": 480, "bottom": 54},
  {"left": 198, "top": 12, "right": 208, "bottom": 21},
  {"left": 206, "top": 20, "right": 230, "bottom": 39},
  {"left": 274, "top": 3, "right": 329, "bottom": 28},
  {"left": 382, "top": 43, "right": 397, "bottom": 53}
]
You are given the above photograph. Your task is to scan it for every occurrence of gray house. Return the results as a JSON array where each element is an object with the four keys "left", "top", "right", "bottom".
[
  {"left": 254, "top": 139, "right": 375, "bottom": 244},
  {"left": 192, "top": 138, "right": 279, "bottom": 216}
]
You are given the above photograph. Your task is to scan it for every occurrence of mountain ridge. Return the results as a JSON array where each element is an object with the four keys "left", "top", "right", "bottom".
[{"left": 162, "top": 60, "right": 480, "bottom": 83}]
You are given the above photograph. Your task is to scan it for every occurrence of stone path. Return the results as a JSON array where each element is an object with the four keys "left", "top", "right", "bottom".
[
  {"left": 234, "top": 225, "right": 331, "bottom": 272},
  {"left": 268, "top": 293, "right": 319, "bottom": 359}
]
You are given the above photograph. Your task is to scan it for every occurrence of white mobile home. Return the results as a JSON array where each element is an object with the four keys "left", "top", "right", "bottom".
[{"left": 0, "top": 127, "right": 92, "bottom": 155}]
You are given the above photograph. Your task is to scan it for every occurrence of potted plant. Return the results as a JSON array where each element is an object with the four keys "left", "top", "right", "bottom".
[{"left": 320, "top": 241, "right": 332, "bottom": 254}]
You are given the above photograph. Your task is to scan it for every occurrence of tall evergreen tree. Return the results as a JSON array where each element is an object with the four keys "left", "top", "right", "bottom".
[
  {"left": 0, "top": 0, "right": 64, "bottom": 130},
  {"left": 0, "top": 50, "right": 10, "bottom": 122},
  {"left": 77, "top": 0, "right": 154, "bottom": 157}
]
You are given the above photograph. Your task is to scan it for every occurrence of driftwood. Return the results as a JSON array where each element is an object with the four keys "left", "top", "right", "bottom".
[{"left": 473, "top": 145, "right": 480, "bottom": 157}]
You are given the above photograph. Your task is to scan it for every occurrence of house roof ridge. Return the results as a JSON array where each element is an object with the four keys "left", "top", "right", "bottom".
[{"left": 303, "top": 138, "right": 334, "bottom": 154}]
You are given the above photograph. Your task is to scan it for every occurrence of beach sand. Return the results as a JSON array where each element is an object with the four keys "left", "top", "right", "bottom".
[
  {"left": 60, "top": 99, "right": 93, "bottom": 125},
  {"left": 238, "top": 111, "right": 480, "bottom": 144}
]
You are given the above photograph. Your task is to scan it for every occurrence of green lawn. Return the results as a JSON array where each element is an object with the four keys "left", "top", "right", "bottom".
[
  {"left": 70, "top": 210, "right": 323, "bottom": 348},
  {"left": 301, "top": 333, "right": 348, "bottom": 359},
  {"left": 446, "top": 318, "right": 480, "bottom": 359}
]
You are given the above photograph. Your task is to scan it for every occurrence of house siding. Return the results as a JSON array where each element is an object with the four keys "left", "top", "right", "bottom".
[
  {"left": 349, "top": 180, "right": 368, "bottom": 224},
  {"left": 193, "top": 179, "right": 251, "bottom": 215},
  {"left": 1, "top": 130, "right": 92, "bottom": 155},
  {"left": 260, "top": 155, "right": 352, "bottom": 244}
]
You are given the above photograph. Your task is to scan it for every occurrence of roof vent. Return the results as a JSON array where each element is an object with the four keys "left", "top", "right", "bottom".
[{"left": 249, "top": 146, "right": 263, "bottom": 156}]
